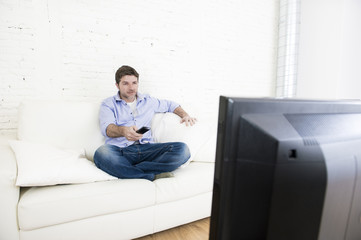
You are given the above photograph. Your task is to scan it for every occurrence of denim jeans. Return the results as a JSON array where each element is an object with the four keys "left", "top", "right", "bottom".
[{"left": 93, "top": 142, "right": 190, "bottom": 181}]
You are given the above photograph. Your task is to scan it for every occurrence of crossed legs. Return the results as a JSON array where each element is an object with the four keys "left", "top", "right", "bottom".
[{"left": 93, "top": 142, "right": 190, "bottom": 181}]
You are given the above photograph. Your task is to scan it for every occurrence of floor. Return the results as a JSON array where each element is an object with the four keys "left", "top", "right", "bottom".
[{"left": 134, "top": 217, "right": 210, "bottom": 240}]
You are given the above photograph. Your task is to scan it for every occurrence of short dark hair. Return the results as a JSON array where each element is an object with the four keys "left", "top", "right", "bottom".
[{"left": 115, "top": 65, "right": 139, "bottom": 84}]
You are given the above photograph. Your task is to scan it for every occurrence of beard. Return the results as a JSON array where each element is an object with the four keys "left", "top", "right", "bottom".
[{"left": 119, "top": 91, "right": 137, "bottom": 102}]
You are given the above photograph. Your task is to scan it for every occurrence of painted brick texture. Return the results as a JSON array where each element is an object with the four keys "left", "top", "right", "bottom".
[{"left": 0, "top": 0, "right": 279, "bottom": 133}]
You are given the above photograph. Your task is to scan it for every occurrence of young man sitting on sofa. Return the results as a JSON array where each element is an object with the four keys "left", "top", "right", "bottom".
[{"left": 94, "top": 65, "right": 197, "bottom": 181}]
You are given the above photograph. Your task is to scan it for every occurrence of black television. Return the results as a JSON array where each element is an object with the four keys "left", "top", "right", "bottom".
[{"left": 210, "top": 96, "right": 361, "bottom": 240}]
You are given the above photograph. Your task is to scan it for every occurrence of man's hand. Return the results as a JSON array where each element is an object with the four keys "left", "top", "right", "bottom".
[
  {"left": 106, "top": 124, "right": 143, "bottom": 140},
  {"left": 180, "top": 116, "right": 197, "bottom": 126},
  {"left": 174, "top": 106, "right": 197, "bottom": 126},
  {"left": 122, "top": 126, "right": 143, "bottom": 141}
]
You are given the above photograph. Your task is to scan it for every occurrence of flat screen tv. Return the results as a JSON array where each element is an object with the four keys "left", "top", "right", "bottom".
[{"left": 210, "top": 96, "right": 361, "bottom": 240}]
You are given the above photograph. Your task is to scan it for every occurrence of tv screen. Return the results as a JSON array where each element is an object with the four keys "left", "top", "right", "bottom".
[{"left": 210, "top": 96, "right": 361, "bottom": 240}]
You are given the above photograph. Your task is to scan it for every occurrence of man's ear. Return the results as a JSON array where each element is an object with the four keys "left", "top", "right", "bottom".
[{"left": 115, "top": 82, "right": 120, "bottom": 90}]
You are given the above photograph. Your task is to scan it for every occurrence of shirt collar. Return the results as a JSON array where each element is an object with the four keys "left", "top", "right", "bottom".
[{"left": 114, "top": 91, "right": 147, "bottom": 103}]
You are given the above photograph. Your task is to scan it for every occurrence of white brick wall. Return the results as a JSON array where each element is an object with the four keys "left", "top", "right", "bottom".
[{"left": 0, "top": 0, "right": 279, "bottom": 133}]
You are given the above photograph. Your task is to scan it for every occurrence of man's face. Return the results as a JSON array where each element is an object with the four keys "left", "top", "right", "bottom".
[{"left": 116, "top": 75, "right": 139, "bottom": 102}]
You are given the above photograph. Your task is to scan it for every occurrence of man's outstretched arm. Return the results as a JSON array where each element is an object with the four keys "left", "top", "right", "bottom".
[{"left": 173, "top": 106, "right": 197, "bottom": 126}]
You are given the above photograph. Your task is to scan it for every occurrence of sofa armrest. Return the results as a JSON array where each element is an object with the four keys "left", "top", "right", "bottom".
[{"left": 0, "top": 135, "right": 20, "bottom": 240}]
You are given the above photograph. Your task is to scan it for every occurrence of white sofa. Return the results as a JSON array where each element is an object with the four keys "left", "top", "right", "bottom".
[{"left": 0, "top": 100, "right": 216, "bottom": 240}]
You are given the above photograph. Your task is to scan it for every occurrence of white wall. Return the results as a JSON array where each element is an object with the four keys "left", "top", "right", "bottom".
[
  {"left": 0, "top": 0, "right": 280, "bottom": 133},
  {"left": 338, "top": 0, "right": 361, "bottom": 99},
  {"left": 296, "top": 0, "right": 361, "bottom": 100}
]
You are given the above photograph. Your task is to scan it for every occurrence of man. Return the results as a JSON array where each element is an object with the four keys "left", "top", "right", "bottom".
[{"left": 94, "top": 65, "right": 197, "bottom": 181}]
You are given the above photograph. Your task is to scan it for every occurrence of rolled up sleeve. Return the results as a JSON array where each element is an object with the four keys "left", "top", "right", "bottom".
[
  {"left": 151, "top": 97, "right": 180, "bottom": 113},
  {"left": 99, "top": 101, "right": 116, "bottom": 137}
]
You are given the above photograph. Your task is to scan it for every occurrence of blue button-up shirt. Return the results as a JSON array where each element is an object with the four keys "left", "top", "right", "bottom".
[{"left": 99, "top": 92, "right": 180, "bottom": 148}]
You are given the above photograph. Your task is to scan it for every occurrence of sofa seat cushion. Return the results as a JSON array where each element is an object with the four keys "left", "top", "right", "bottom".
[
  {"left": 154, "top": 162, "right": 214, "bottom": 204},
  {"left": 18, "top": 179, "right": 155, "bottom": 231}
]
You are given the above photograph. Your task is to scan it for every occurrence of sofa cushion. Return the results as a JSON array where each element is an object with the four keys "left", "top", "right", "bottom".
[
  {"left": 9, "top": 140, "right": 116, "bottom": 187},
  {"left": 18, "top": 179, "right": 155, "bottom": 231},
  {"left": 154, "top": 162, "right": 214, "bottom": 204},
  {"left": 151, "top": 113, "right": 212, "bottom": 163},
  {"left": 17, "top": 100, "right": 104, "bottom": 161}
]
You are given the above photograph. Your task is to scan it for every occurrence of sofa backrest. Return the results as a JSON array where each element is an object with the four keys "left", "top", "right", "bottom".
[
  {"left": 17, "top": 100, "right": 105, "bottom": 160},
  {"left": 17, "top": 100, "right": 214, "bottom": 162}
]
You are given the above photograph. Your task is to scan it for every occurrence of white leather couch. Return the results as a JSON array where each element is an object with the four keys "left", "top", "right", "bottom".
[{"left": 0, "top": 100, "right": 216, "bottom": 240}]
